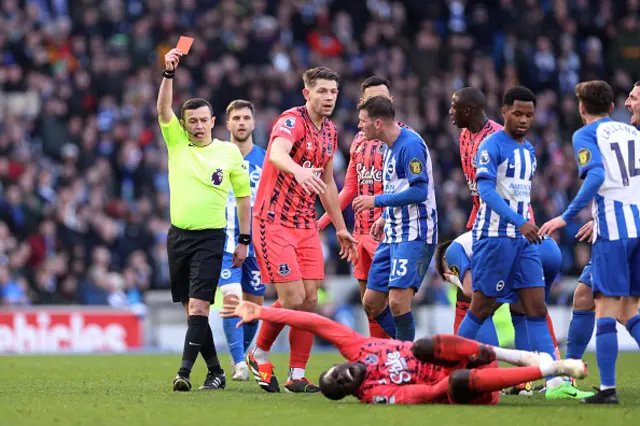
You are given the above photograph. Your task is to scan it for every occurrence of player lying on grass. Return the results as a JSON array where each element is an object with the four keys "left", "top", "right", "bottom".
[
  {"left": 220, "top": 300, "right": 588, "bottom": 404},
  {"left": 434, "top": 232, "right": 593, "bottom": 400}
]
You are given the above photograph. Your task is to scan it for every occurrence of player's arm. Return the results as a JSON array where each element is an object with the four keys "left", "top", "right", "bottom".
[
  {"left": 269, "top": 134, "right": 326, "bottom": 194},
  {"left": 475, "top": 141, "right": 527, "bottom": 228},
  {"left": 374, "top": 144, "right": 429, "bottom": 208},
  {"left": 318, "top": 147, "right": 358, "bottom": 230},
  {"left": 156, "top": 49, "right": 182, "bottom": 124},
  {"left": 230, "top": 154, "right": 251, "bottom": 267},
  {"left": 362, "top": 384, "right": 444, "bottom": 405},
  {"left": 559, "top": 132, "right": 605, "bottom": 223}
]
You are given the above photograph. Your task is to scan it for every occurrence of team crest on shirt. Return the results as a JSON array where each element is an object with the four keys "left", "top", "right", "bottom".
[
  {"left": 409, "top": 158, "right": 424, "bottom": 175},
  {"left": 577, "top": 148, "right": 591, "bottom": 166},
  {"left": 479, "top": 150, "right": 490, "bottom": 165},
  {"left": 284, "top": 117, "right": 296, "bottom": 129},
  {"left": 327, "top": 142, "right": 333, "bottom": 155},
  {"left": 364, "top": 354, "right": 378, "bottom": 364},
  {"left": 221, "top": 269, "right": 231, "bottom": 280},
  {"left": 450, "top": 265, "right": 460, "bottom": 277},
  {"left": 496, "top": 280, "right": 505, "bottom": 291},
  {"left": 211, "top": 168, "right": 224, "bottom": 186},
  {"left": 278, "top": 263, "right": 291, "bottom": 277}
]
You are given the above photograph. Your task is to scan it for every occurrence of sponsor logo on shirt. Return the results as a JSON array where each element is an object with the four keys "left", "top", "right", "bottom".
[
  {"left": 357, "top": 164, "right": 383, "bottom": 185},
  {"left": 385, "top": 351, "right": 411, "bottom": 384}
]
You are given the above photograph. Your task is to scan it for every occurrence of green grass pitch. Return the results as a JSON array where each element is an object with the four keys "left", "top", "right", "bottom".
[{"left": 1, "top": 353, "right": 639, "bottom": 426}]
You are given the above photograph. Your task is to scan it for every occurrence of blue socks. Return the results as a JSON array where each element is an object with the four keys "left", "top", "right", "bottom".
[
  {"left": 457, "top": 310, "right": 484, "bottom": 340},
  {"left": 374, "top": 306, "right": 397, "bottom": 338},
  {"left": 511, "top": 312, "right": 531, "bottom": 351},
  {"left": 566, "top": 310, "right": 595, "bottom": 359},
  {"left": 475, "top": 316, "right": 499, "bottom": 346},
  {"left": 243, "top": 320, "right": 259, "bottom": 352},
  {"left": 223, "top": 316, "right": 245, "bottom": 365},
  {"left": 596, "top": 317, "right": 618, "bottom": 388},
  {"left": 526, "top": 315, "right": 556, "bottom": 360},
  {"left": 394, "top": 311, "right": 415, "bottom": 341},
  {"left": 626, "top": 314, "right": 640, "bottom": 347}
]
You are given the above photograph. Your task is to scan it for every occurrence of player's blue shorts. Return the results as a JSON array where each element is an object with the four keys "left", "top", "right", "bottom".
[
  {"left": 471, "top": 237, "right": 545, "bottom": 299},
  {"left": 367, "top": 240, "right": 435, "bottom": 293},
  {"left": 579, "top": 261, "right": 592, "bottom": 287},
  {"left": 219, "top": 253, "right": 266, "bottom": 296},
  {"left": 591, "top": 238, "right": 640, "bottom": 297}
]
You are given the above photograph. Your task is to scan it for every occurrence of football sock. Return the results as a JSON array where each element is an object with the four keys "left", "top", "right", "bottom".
[
  {"left": 454, "top": 300, "right": 471, "bottom": 335},
  {"left": 566, "top": 310, "right": 595, "bottom": 359},
  {"left": 457, "top": 310, "right": 484, "bottom": 340},
  {"left": 625, "top": 314, "right": 640, "bottom": 347},
  {"left": 374, "top": 306, "right": 397, "bottom": 338},
  {"left": 223, "top": 315, "right": 245, "bottom": 365},
  {"left": 179, "top": 315, "right": 209, "bottom": 375},
  {"left": 289, "top": 326, "right": 314, "bottom": 370},
  {"left": 393, "top": 311, "right": 415, "bottom": 341},
  {"left": 475, "top": 316, "right": 499, "bottom": 346},
  {"left": 367, "top": 314, "right": 391, "bottom": 338},
  {"left": 256, "top": 300, "right": 285, "bottom": 354},
  {"left": 511, "top": 312, "right": 531, "bottom": 351},
  {"left": 596, "top": 317, "right": 617, "bottom": 388},
  {"left": 200, "top": 323, "right": 223, "bottom": 373},
  {"left": 469, "top": 366, "right": 543, "bottom": 392},
  {"left": 288, "top": 367, "right": 305, "bottom": 381},
  {"left": 243, "top": 320, "right": 259, "bottom": 352},
  {"left": 525, "top": 315, "right": 556, "bottom": 360}
]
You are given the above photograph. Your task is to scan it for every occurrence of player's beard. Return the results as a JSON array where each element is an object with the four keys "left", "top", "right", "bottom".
[
  {"left": 632, "top": 112, "right": 640, "bottom": 129},
  {"left": 232, "top": 130, "right": 251, "bottom": 143}
]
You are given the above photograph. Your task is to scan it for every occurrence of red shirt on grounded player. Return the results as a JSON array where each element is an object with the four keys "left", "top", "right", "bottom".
[
  {"left": 257, "top": 307, "right": 451, "bottom": 405},
  {"left": 254, "top": 106, "right": 338, "bottom": 229},
  {"left": 318, "top": 122, "right": 410, "bottom": 235}
]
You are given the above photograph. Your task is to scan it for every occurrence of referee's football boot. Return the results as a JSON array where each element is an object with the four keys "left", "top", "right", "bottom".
[
  {"left": 199, "top": 370, "right": 226, "bottom": 390},
  {"left": 247, "top": 348, "right": 280, "bottom": 392},
  {"left": 173, "top": 373, "right": 192, "bottom": 392},
  {"left": 284, "top": 377, "right": 321, "bottom": 393}
]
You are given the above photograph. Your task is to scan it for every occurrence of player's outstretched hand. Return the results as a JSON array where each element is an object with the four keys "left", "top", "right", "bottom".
[
  {"left": 370, "top": 217, "right": 385, "bottom": 241},
  {"left": 294, "top": 167, "right": 326, "bottom": 195},
  {"left": 164, "top": 48, "right": 183, "bottom": 71},
  {"left": 220, "top": 300, "right": 262, "bottom": 327},
  {"left": 352, "top": 195, "right": 376, "bottom": 214},
  {"left": 232, "top": 243, "right": 248, "bottom": 268},
  {"left": 519, "top": 222, "right": 543, "bottom": 244},
  {"left": 538, "top": 216, "right": 567, "bottom": 239},
  {"left": 575, "top": 220, "right": 594, "bottom": 242},
  {"left": 336, "top": 229, "right": 358, "bottom": 262}
]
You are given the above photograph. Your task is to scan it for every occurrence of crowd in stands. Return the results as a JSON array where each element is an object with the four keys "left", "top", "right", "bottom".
[{"left": 1, "top": 0, "right": 639, "bottom": 307}]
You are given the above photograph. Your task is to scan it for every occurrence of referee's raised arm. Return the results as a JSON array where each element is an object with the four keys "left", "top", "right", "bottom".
[{"left": 157, "top": 48, "right": 182, "bottom": 124}]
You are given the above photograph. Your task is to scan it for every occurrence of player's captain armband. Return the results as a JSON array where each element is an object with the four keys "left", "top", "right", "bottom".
[
  {"left": 409, "top": 158, "right": 424, "bottom": 175},
  {"left": 479, "top": 150, "right": 490, "bottom": 165},
  {"left": 577, "top": 148, "right": 592, "bottom": 166}
]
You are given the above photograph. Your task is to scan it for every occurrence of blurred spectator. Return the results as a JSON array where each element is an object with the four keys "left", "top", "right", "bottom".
[{"left": 0, "top": 0, "right": 635, "bottom": 307}]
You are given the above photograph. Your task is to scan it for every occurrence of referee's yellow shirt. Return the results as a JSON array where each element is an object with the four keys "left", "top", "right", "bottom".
[{"left": 159, "top": 115, "right": 251, "bottom": 230}]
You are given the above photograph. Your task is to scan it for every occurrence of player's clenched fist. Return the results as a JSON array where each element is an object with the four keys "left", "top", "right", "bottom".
[{"left": 164, "top": 48, "right": 183, "bottom": 71}]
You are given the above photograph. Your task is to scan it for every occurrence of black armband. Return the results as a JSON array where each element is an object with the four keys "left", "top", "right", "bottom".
[
  {"left": 162, "top": 69, "right": 175, "bottom": 79},
  {"left": 238, "top": 234, "right": 251, "bottom": 245}
]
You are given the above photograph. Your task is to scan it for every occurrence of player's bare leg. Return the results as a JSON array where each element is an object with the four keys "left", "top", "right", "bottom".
[{"left": 359, "top": 280, "right": 389, "bottom": 338}]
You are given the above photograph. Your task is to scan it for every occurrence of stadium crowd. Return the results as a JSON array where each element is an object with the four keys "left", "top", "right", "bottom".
[{"left": 1, "top": 0, "right": 639, "bottom": 307}]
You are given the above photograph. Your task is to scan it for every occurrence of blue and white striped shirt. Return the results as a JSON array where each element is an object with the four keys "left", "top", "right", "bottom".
[
  {"left": 473, "top": 131, "right": 536, "bottom": 239},
  {"left": 572, "top": 118, "right": 640, "bottom": 241},
  {"left": 382, "top": 127, "right": 438, "bottom": 244},
  {"left": 225, "top": 145, "right": 266, "bottom": 256}
]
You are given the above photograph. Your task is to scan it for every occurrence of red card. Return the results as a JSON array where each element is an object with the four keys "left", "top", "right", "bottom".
[{"left": 176, "top": 36, "right": 194, "bottom": 54}]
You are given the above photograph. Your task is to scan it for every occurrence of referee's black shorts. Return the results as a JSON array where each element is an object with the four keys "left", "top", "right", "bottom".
[{"left": 167, "top": 225, "right": 225, "bottom": 304}]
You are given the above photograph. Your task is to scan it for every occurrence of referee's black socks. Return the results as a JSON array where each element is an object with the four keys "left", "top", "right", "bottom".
[
  {"left": 179, "top": 315, "right": 210, "bottom": 376},
  {"left": 201, "top": 324, "right": 223, "bottom": 374}
]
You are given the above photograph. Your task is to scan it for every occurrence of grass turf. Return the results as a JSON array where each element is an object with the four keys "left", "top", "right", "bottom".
[{"left": 1, "top": 352, "right": 639, "bottom": 426}]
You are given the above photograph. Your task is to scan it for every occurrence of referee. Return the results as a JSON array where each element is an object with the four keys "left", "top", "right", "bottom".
[{"left": 157, "top": 47, "right": 251, "bottom": 392}]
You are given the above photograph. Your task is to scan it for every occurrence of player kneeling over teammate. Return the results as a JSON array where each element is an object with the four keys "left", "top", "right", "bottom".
[
  {"left": 434, "top": 233, "right": 594, "bottom": 400},
  {"left": 221, "top": 300, "right": 587, "bottom": 405}
]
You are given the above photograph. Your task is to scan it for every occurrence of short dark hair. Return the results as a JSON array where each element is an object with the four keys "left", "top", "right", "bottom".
[
  {"left": 574, "top": 80, "right": 614, "bottom": 115},
  {"left": 303, "top": 67, "right": 340, "bottom": 89},
  {"left": 434, "top": 240, "right": 454, "bottom": 280},
  {"left": 455, "top": 87, "right": 486, "bottom": 109},
  {"left": 226, "top": 99, "right": 255, "bottom": 116},
  {"left": 361, "top": 76, "right": 391, "bottom": 93},
  {"left": 357, "top": 95, "right": 395, "bottom": 120},
  {"left": 502, "top": 86, "right": 536, "bottom": 107},
  {"left": 181, "top": 98, "right": 214, "bottom": 119}
]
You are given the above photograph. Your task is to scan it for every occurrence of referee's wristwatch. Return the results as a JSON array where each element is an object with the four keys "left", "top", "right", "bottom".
[{"left": 238, "top": 234, "right": 251, "bottom": 245}]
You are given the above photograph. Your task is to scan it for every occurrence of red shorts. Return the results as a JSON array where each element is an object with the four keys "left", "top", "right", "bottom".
[
  {"left": 353, "top": 233, "right": 379, "bottom": 281},
  {"left": 253, "top": 218, "right": 324, "bottom": 283}
]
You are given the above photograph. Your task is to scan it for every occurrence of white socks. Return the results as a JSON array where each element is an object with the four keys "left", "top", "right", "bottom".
[
  {"left": 253, "top": 347, "right": 269, "bottom": 364},
  {"left": 289, "top": 368, "right": 305, "bottom": 380},
  {"left": 492, "top": 347, "right": 524, "bottom": 365}
]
